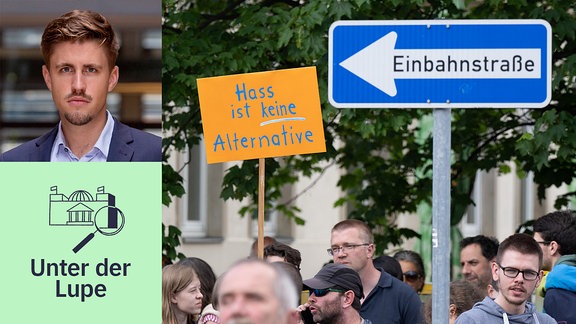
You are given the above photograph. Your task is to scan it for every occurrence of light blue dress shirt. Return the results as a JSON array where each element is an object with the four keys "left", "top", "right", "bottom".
[{"left": 50, "top": 111, "right": 115, "bottom": 162}]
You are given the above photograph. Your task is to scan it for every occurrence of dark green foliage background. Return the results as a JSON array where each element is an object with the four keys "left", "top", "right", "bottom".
[{"left": 162, "top": 0, "right": 575, "bottom": 259}]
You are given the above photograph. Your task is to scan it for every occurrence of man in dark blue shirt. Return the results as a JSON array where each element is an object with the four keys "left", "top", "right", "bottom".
[{"left": 329, "top": 219, "right": 424, "bottom": 324}]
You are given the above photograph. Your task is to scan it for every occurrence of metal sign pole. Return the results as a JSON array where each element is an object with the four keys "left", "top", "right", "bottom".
[{"left": 431, "top": 108, "right": 451, "bottom": 324}]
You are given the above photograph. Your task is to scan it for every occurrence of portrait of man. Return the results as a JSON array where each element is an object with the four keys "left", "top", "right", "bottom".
[{"left": 0, "top": 2, "right": 161, "bottom": 161}]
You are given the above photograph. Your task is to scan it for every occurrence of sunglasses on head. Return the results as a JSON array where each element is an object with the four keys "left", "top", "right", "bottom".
[
  {"left": 309, "top": 288, "right": 346, "bottom": 297},
  {"left": 403, "top": 271, "right": 422, "bottom": 281}
]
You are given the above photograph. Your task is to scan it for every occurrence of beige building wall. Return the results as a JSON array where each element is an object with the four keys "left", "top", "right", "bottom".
[
  {"left": 163, "top": 152, "right": 345, "bottom": 279},
  {"left": 494, "top": 170, "right": 521, "bottom": 241}
]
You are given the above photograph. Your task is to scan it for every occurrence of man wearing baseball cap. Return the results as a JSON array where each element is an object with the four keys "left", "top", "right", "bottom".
[{"left": 301, "top": 263, "right": 372, "bottom": 324}]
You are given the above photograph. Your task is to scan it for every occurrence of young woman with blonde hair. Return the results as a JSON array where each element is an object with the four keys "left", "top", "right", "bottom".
[{"left": 162, "top": 264, "right": 204, "bottom": 324}]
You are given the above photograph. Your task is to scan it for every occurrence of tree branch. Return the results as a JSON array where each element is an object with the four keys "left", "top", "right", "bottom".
[{"left": 281, "top": 159, "right": 337, "bottom": 206}]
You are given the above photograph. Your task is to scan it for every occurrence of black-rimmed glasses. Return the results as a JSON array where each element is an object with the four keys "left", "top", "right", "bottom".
[
  {"left": 327, "top": 243, "right": 370, "bottom": 256},
  {"left": 535, "top": 240, "right": 551, "bottom": 245},
  {"left": 309, "top": 288, "right": 346, "bottom": 297},
  {"left": 497, "top": 263, "right": 539, "bottom": 281}
]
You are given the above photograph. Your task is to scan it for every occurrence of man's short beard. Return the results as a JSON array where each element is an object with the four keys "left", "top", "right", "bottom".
[
  {"left": 503, "top": 290, "right": 528, "bottom": 306},
  {"left": 313, "top": 308, "right": 342, "bottom": 324},
  {"left": 64, "top": 111, "right": 92, "bottom": 126}
]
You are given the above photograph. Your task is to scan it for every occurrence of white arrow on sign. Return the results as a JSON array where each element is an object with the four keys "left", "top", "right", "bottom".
[{"left": 339, "top": 31, "right": 541, "bottom": 97}]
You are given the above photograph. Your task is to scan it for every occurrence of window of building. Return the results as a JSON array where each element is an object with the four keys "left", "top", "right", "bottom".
[
  {"left": 461, "top": 171, "right": 483, "bottom": 238},
  {"left": 181, "top": 140, "right": 290, "bottom": 241},
  {"left": 251, "top": 205, "right": 278, "bottom": 238},
  {"left": 182, "top": 141, "right": 209, "bottom": 237},
  {"left": 178, "top": 139, "right": 224, "bottom": 242}
]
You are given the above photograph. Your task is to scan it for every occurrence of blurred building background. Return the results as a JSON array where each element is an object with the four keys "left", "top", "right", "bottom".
[
  {"left": 0, "top": 0, "right": 161, "bottom": 152},
  {"left": 165, "top": 141, "right": 574, "bottom": 280}
]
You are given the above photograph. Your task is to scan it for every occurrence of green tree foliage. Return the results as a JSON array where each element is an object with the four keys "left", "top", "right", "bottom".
[{"left": 162, "top": 0, "right": 576, "bottom": 256}]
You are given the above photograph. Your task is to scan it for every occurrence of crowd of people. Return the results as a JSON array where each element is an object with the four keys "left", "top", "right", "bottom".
[{"left": 163, "top": 210, "right": 576, "bottom": 324}]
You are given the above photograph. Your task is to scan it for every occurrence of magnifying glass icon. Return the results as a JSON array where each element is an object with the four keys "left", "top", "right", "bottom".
[{"left": 72, "top": 206, "right": 125, "bottom": 253}]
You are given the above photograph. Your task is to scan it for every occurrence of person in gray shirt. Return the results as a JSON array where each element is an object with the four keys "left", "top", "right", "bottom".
[{"left": 456, "top": 233, "right": 556, "bottom": 324}]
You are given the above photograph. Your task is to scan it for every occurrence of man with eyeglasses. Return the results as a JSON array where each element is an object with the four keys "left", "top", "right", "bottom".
[
  {"left": 533, "top": 210, "right": 576, "bottom": 324},
  {"left": 299, "top": 263, "right": 371, "bottom": 324},
  {"left": 329, "top": 219, "right": 424, "bottom": 324},
  {"left": 455, "top": 233, "right": 556, "bottom": 324}
]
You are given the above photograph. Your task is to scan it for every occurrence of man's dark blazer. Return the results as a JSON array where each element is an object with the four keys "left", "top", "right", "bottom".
[{"left": 0, "top": 119, "right": 161, "bottom": 162}]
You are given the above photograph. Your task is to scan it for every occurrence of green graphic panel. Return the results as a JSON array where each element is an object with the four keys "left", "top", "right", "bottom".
[{"left": 0, "top": 163, "right": 160, "bottom": 323}]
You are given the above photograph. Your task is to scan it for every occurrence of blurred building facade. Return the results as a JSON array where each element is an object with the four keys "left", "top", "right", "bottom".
[{"left": 165, "top": 142, "right": 573, "bottom": 280}]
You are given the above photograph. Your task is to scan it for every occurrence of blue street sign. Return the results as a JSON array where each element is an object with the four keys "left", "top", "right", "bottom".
[{"left": 329, "top": 20, "right": 551, "bottom": 108}]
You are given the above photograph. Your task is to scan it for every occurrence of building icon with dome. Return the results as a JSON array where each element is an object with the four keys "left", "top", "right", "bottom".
[{"left": 49, "top": 186, "right": 117, "bottom": 226}]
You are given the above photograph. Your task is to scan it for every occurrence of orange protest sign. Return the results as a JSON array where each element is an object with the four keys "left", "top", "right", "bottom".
[{"left": 197, "top": 67, "right": 326, "bottom": 164}]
